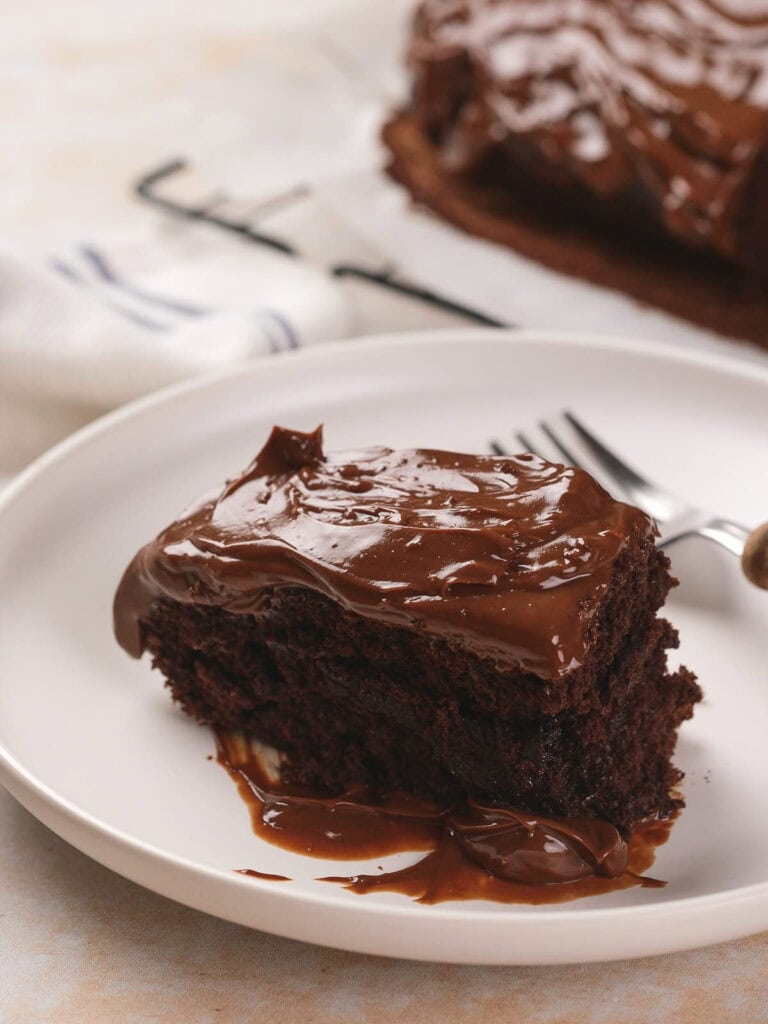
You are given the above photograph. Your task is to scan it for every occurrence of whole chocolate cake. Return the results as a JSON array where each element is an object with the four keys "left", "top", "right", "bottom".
[
  {"left": 384, "top": 0, "right": 768, "bottom": 345},
  {"left": 114, "top": 426, "right": 701, "bottom": 833}
]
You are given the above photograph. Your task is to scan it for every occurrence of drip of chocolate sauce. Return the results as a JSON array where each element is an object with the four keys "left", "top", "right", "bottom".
[
  {"left": 218, "top": 731, "right": 670, "bottom": 905},
  {"left": 235, "top": 869, "right": 291, "bottom": 882}
]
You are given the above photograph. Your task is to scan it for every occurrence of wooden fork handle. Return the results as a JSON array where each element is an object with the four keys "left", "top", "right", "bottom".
[{"left": 742, "top": 522, "right": 768, "bottom": 590}]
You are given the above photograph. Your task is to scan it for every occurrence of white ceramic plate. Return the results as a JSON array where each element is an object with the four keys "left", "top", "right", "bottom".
[{"left": 1, "top": 329, "right": 767, "bottom": 966}]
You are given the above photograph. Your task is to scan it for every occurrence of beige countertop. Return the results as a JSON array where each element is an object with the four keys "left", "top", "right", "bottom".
[{"left": 1, "top": 2, "right": 767, "bottom": 1019}]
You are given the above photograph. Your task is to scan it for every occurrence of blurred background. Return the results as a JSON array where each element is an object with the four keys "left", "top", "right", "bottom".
[
  {"left": 3, "top": 0, "right": 411, "bottom": 253},
  {"left": 7, "top": 0, "right": 768, "bottom": 480},
  {"left": 2, "top": 0, "right": 454, "bottom": 475},
  {"left": 4, "top": 0, "right": 767, "bottom": 478}
]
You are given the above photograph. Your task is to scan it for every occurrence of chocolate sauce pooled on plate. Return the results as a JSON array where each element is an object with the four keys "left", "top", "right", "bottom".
[
  {"left": 218, "top": 731, "right": 669, "bottom": 904},
  {"left": 114, "top": 425, "right": 651, "bottom": 679}
]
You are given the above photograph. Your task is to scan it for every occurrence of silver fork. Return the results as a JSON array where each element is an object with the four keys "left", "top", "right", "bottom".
[{"left": 490, "top": 411, "right": 768, "bottom": 590}]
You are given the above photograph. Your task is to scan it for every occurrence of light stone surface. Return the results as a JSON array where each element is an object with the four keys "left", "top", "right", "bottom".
[{"left": 1, "top": 1, "right": 767, "bottom": 1019}]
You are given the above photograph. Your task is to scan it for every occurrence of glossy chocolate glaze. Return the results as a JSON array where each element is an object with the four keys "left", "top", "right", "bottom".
[
  {"left": 408, "top": 0, "right": 768, "bottom": 266},
  {"left": 114, "top": 426, "right": 651, "bottom": 679},
  {"left": 218, "top": 730, "right": 669, "bottom": 903}
]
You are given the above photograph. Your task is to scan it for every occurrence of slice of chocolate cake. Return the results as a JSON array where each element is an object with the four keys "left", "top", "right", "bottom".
[
  {"left": 384, "top": 0, "right": 768, "bottom": 346},
  {"left": 114, "top": 426, "right": 701, "bottom": 832}
]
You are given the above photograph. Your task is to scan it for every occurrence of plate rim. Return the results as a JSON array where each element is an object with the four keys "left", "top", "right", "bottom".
[{"left": 2, "top": 326, "right": 767, "bottom": 963}]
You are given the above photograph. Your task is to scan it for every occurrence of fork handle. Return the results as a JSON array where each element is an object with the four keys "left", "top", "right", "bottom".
[
  {"left": 741, "top": 522, "right": 768, "bottom": 590},
  {"left": 664, "top": 518, "right": 768, "bottom": 590}
]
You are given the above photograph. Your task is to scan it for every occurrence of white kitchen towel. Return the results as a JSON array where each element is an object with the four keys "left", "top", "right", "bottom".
[
  {"left": 0, "top": 0, "right": 415, "bottom": 476},
  {"left": 0, "top": 228, "right": 352, "bottom": 471}
]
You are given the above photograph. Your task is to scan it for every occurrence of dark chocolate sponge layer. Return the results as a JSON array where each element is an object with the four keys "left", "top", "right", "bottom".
[{"left": 142, "top": 538, "right": 700, "bottom": 831}]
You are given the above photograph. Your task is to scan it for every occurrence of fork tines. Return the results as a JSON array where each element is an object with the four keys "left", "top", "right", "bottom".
[{"left": 490, "top": 412, "right": 586, "bottom": 468}]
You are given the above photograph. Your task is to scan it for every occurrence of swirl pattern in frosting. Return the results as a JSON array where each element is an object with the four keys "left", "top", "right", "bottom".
[{"left": 408, "top": 0, "right": 768, "bottom": 268}]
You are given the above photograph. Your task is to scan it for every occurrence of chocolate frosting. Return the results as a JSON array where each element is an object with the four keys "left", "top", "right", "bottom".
[
  {"left": 448, "top": 803, "right": 628, "bottom": 882},
  {"left": 408, "top": 0, "right": 768, "bottom": 266},
  {"left": 114, "top": 426, "right": 651, "bottom": 678}
]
